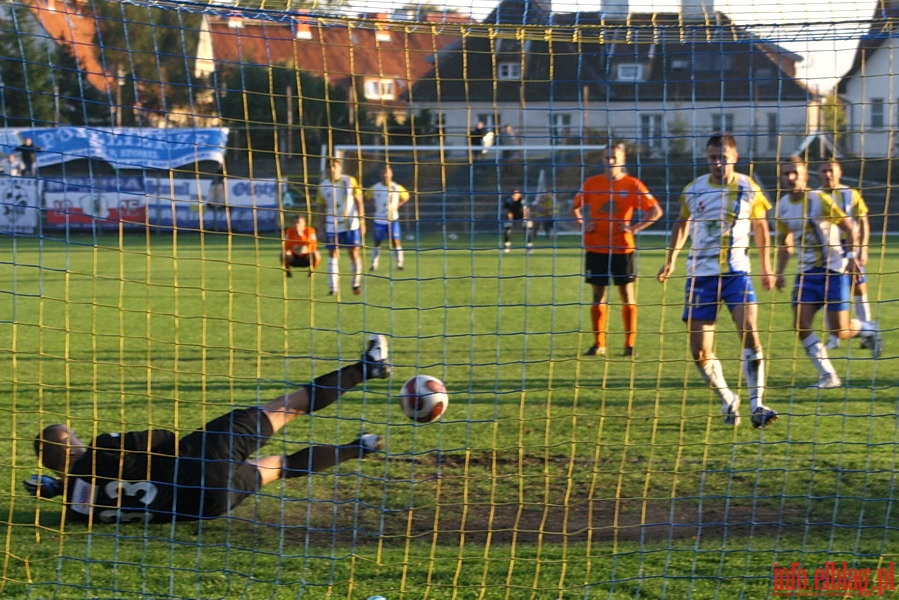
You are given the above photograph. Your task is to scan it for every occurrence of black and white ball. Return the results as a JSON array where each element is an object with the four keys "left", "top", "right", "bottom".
[{"left": 400, "top": 375, "right": 449, "bottom": 423}]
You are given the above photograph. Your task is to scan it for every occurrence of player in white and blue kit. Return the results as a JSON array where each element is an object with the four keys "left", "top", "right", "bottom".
[
  {"left": 657, "top": 134, "right": 777, "bottom": 429},
  {"left": 816, "top": 159, "right": 879, "bottom": 354},
  {"left": 774, "top": 156, "right": 881, "bottom": 389},
  {"left": 318, "top": 155, "right": 366, "bottom": 296},
  {"left": 367, "top": 165, "right": 410, "bottom": 271}
]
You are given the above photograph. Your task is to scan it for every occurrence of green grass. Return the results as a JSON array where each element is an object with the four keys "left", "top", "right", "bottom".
[{"left": 1, "top": 231, "right": 897, "bottom": 599}]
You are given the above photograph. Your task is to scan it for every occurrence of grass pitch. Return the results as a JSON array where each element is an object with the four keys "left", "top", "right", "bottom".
[{"left": 0, "top": 231, "right": 896, "bottom": 599}]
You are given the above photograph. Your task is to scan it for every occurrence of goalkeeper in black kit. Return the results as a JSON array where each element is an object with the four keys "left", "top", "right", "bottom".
[{"left": 24, "top": 335, "right": 391, "bottom": 523}]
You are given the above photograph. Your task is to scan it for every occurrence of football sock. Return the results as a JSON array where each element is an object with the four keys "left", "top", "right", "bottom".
[
  {"left": 854, "top": 294, "right": 872, "bottom": 323},
  {"left": 591, "top": 303, "right": 607, "bottom": 348},
  {"left": 285, "top": 443, "right": 363, "bottom": 476},
  {"left": 328, "top": 257, "right": 339, "bottom": 291},
  {"left": 301, "top": 364, "right": 365, "bottom": 413},
  {"left": 370, "top": 247, "right": 380, "bottom": 269},
  {"left": 802, "top": 333, "right": 836, "bottom": 376},
  {"left": 352, "top": 257, "right": 362, "bottom": 288},
  {"left": 395, "top": 248, "right": 404, "bottom": 268},
  {"left": 696, "top": 356, "right": 733, "bottom": 403},
  {"left": 621, "top": 304, "right": 637, "bottom": 348},
  {"left": 741, "top": 347, "right": 765, "bottom": 411}
]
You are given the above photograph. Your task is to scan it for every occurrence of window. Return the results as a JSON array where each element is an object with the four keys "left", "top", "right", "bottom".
[
  {"left": 294, "top": 24, "right": 312, "bottom": 40},
  {"left": 767, "top": 113, "right": 779, "bottom": 151},
  {"left": 871, "top": 98, "right": 885, "bottom": 128},
  {"left": 363, "top": 79, "right": 395, "bottom": 101},
  {"left": 712, "top": 113, "right": 734, "bottom": 134},
  {"left": 616, "top": 64, "right": 644, "bottom": 82},
  {"left": 550, "top": 113, "right": 572, "bottom": 144},
  {"left": 640, "top": 114, "right": 663, "bottom": 142},
  {"left": 498, "top": 62, "right": 521, "bottom": 81},
  {"left": 375, "top": 26, "right": 392, "bottom": 42}
]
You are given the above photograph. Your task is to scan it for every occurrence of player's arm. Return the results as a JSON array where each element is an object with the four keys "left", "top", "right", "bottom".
[
  {"left": 631, "top": 197, "right": 663, "bottom": 235},
  {"left": 856, "top": 206, "right": 870, "bottom": 266},
  {"left": 657, "top": 217, "right": 689, "bottom": 282},
  {"left": 352, "top": 179, "right": 366, "bottom": 236},
  {"left": 774, "top": 227, "right": 793, "bottom": 291},
  {"left": 749, "top": 187, "right": 775, "bottom": 290}
]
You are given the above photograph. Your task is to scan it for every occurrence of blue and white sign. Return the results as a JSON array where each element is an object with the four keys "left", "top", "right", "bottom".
[{"left": 3, "top": 127, "right": 229, "bottom": 170}]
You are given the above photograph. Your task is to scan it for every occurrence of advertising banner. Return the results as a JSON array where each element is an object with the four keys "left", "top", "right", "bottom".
[
  {"left": 0, "top": 177, "right": 40, "bottom": 233},
  {"left": 5, "top": 127, "right": 229, "bottom": 170}
]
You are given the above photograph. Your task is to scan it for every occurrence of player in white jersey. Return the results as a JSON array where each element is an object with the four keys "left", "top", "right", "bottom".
[
  {"left": 317, "top": 155, "right": 365, "bottom": 296},
  {"left": 367, "top": 165, "right": 410, "bottom": 271},
  {"left": 657, "top": 134, "right": 777, "bottom": 429},
  {"left": 816, "top": 159, "right": 878, "bottom": 354},
  {"left": 775, "top": 158, "right": 881, "bottom": 376}
]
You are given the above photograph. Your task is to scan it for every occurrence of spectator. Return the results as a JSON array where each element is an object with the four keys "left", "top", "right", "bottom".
[{"left": 15, "top": 138, "right": 42, "bottom": 176}]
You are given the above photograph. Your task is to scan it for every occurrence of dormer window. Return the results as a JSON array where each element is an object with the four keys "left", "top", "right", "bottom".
[
  {"left": 375, "top": 25, "right": 392, "bottom": 42},
  {"left": 364, "top": 78, "right": 395, "bottom": 100},
  {"left": 616, "top": 64, "right": 644, "bottom": 82},
  {"left": 498, "top": 62, "right": 521, "bottom": 81}
]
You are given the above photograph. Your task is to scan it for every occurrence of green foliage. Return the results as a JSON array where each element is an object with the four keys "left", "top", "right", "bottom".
[
  {"left": 0, "top": 6, "right": 54, "bottom": 125},
  {"left": 88, "top": 2, "right": 202, "bottom": 123}
]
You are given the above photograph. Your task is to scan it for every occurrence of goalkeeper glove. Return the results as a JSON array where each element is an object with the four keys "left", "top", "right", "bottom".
[{"left": 23, "top": 475, "right": 63, "bottom": 498}]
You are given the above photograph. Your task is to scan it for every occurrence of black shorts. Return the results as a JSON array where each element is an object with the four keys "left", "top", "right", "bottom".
[
  {"left": 288, "top": 253, "right": 312, "bottom": 268},
  {"left": 585, "top": 252, "right": 636, "bottom": 287},
  {"left": 173, "top": 408, "right": 275, "bottom": 519}
]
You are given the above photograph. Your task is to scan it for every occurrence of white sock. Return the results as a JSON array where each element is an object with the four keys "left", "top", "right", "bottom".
[
  {"left": 370, "top": 247, "right": 380, "bottom": 269},
  {"left": 802, "top": 333, "right": 836, "bottom": 377},
  {"left": 395, "top": 248, "right": 404, "bottom": 268},
  {"left": 352, "top": 257, "right": 362, "bottom": 288},
  {"left": 742, "top": 348, "right": 765, "bottom": 411},
  {"left": 854, "top": 294, "right": 872, "bottom": 323},
  {"left": 328, "top": 257, "right": 339, "bottom": 291},
  {"left": 696, "top": 356, "right": 734, "bottom": 404}
]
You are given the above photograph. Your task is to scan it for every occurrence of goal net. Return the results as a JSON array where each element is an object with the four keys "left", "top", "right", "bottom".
[{"left": 2, "top": 0, "right": 895, "bottom": 598}]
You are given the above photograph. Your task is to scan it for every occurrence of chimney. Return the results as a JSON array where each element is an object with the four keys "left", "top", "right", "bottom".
[
  {"left": 681, "top": 0, "right": 714, "bottom": 21},
  {"left": 601, "top": 0, "right": 629, "bottom": 20}
]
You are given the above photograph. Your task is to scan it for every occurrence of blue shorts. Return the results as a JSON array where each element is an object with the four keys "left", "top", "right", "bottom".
[
  {"left": 793, "top": 268, "right": 850, "bottom": 312},
  {"left": 855, "top": 264, "right": 867, "bottom": 286},
  {"left": 682, "top": 273, "right": 757, "bottom": 322},
  {"left": 325, "top": 230, "right": 362, "bottom": 250},
  {"left": 372, "top": 221, "right": 401, "bottom": 243}
]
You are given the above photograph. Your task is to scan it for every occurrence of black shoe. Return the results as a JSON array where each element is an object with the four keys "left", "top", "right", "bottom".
[
  {"left": 583, "top": 345, "right": 606, "bottom": 357},
  {"left": 622, "top": 346, "right": 637, "bottom": 358},
  {"left": 350, "top": 432, "right": 385, "bottom": 455},
  {"left": 352, "top": 286, "right": 362, "bottom": 296}
]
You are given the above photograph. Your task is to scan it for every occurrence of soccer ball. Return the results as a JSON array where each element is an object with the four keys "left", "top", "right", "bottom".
[{"left": 400, "top": 375, "right": 449, "bottom": 423}]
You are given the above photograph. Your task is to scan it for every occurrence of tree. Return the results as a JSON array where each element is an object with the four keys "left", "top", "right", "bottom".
[
  {"left": 0, "top": 6, "right": 54, "bottom": 126},
  {"left": 217, "top": 63, "right": 359, "bottom": 154},
  {"left": 818, "top": 90, "right": 847, "bottom": 155},
  {"left": 87, "top": 2, "right": 202, "bottom": 125},
  {"left": 48, "top": 45, "right": 112, "bottom": 125}
]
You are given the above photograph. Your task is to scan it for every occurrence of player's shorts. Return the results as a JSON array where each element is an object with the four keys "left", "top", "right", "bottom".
[
  {"left": 792, "top": 268, "right": 850, "bottom": 312},
  {"left": 372, "top": 221, "right": 401, "bottom": 243},
  {"left": 325, "top": 229, "right": 362, "bottom": 250},
  {"left": 287, "top": 253, "right": 312, "bottom": 268},
  {"left": 174, "top": 407, "right": 275, "bottom": 519},
  {"left": 585, "top": 251, "right": 635, "bottom": 287},
  {"left": 682, "top": 272, "right": 757, "bottom": 323}
]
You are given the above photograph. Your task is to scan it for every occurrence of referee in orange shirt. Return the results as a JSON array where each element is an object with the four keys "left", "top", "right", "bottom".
[{"left": 572, "top": 143, "right": 663, "bottom": 357}]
